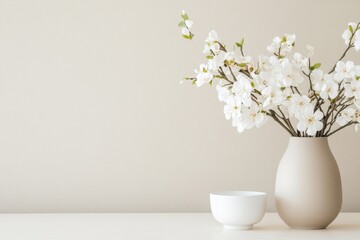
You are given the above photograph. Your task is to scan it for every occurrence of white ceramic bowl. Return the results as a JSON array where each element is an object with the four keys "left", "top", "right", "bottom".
[{"left": 210, "top": 191, "right": 267, "bottom": 230}]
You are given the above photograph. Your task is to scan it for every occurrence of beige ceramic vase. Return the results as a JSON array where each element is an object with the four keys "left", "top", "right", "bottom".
[{"left": 275, "top": 137, "right": 342, "bottom": 229}]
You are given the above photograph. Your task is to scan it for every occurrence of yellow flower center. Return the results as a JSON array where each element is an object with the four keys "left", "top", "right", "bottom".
[{"left": 307, "top": 117, "right": 314, "bottom": 124}]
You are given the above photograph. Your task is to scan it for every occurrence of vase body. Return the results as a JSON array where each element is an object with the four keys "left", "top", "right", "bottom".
[{"left": 275, "top": 137, "right": 342, "bottom": 229}]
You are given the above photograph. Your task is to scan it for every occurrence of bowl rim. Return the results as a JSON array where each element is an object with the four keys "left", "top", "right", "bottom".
[{"left": 210, "top": 191, "right": 267, "bottom": 197}]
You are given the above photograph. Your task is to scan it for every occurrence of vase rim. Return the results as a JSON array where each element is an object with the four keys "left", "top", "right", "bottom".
[
  {"left": 290, "top": 136, "right": 328, "bottom": 139},
  {"left": 288, "top": 136, "right": 329, "bottom": 144}
]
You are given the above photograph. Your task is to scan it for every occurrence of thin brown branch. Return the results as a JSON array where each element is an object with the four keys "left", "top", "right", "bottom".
[
  {"left": 328, "top": 22, "right": 360, "bottom": 74},
  {"left": 266, "top": 110, "right": 294, "bottom": 136},
  {"left": 326, "top": 121, "right": 357, "bottom": 137}
]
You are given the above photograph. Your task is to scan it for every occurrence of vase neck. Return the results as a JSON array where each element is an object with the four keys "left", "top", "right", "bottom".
[{"left": 287, "top": 137, "right": 330, "bottom": 152}]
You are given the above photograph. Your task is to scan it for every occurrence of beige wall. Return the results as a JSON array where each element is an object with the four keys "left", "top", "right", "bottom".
[{"left": 0, "top": 0, "right": 359, "bottom": 212}]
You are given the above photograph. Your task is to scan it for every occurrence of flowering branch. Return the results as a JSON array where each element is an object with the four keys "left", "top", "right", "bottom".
[
  {"left": 328, "top": 23, "right": 360, "bottom": 74},
  {"left": 327, "top": 121, "right": 357, "bottom": 137},
  {"left": 179, "top": 11, "right": 360, "bottom": 137}
]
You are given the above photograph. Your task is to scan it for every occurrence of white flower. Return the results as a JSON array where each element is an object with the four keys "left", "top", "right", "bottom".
[
  {"left": 336, "top": 108, "right": 356, "bottom": 126},
  {"left": 258, "top": 55, "right": 272, "bottom": 71},
  {"left": 236, "top": 56, "right": 253, "bottom": 71},
  {"left": 355, "top": 65, "right": 360, "bottom": 77},
  {"left": 355, "top": 31, "right": 360, "bottom": 51},
  {"left": 224, "top": 51, "right": 235, "bottom": 61},
  {"left": 334, "top": 61, "right": 355, "bottom": 82},
  {"left": 235, "top": 120, "right": 246, "bottom": 133},
  {"left": 223, "top": 51, "right": 236, "bottom": 66},
  {"left": 185, "top": 20, "right": 193, "bottom": 28},
  {"left": 181, "top": 28, "right": 190, "bottom": 37},
  {"left": 342, "top": 22, "right": 357, "bottom": 45},
  {"left": 206, "top": 30, "right": 219, "bottom": 43},
  {"left": 232, "top": 75, "right": 253, "bottom": 107},
  {"left": 296, "top": 105, "right": 324, "bottom": 136},
  {"left": 216, "top": 84, "right": 232, "bottom": 102},
  {"left": 281, "top": 60, "right": 304, "bottom": 87},
  {"left": 344, "top": 80, "right": 360, "bottom": 99},
  {"left": 208, "top": 53, "right": 226, "bottom": 70},
  {"left": 267, "top": 36, "right": 282, "bottom": 54},
  {"left": 355, "top": 99, "right": 360, "bottom": 109},
  {"left": 288, "top": 94, "right": 311, "bottom": 118},
  {"left": 283, "top": 34, "right": 296, "bottom": 52},
  {"left": 280, "top": 88, "right": 293, "bottom": 107},
  {"left": 238, "top": 56, "right": 252, "bottom": 63},
  {"left": 342, "top": 30, "right": 352, "bottom": 45},
  {"left": 246, "top": 61, "right": 257, "bottom": 74},
  {"left": 258, "top": 56, "right": 286, "bottom": 87},
  {"left": 311, "top": 69, "right": 324, "bottom": 83},
  {"left": 203, "top": 43, "right": 220, "bottom": 55},
  {"left": 266, "top": 34, "right": 296, "bottom": 56},
  {"left": 319, "top": 74, "right": 338, "bottom": 99},
  {"left": 292, "top": 52, "right": 309, "bottom": 70},
  {"left": 224, "top": 96, "right": 242, "bottom": 127},
  {"left": 306, "top": 45, "right": 314, "bottom": 57},
  {"left": 241, "top": 104, "right": 267, "bottom": 129},
  {"left": 195, "top": 64, "right": 213, "bottom": 87},
  {"left": 203, "top": 30, "right": 220, "bottom": 55},
  {"left": 251, "top": 74, "right": 266, "bottom": 92},
  {"left": 311, "top": 69, "right": 324, "bottom": 92},
  {"left": 206, "top": 60, "right": 217, "bottom": 73},
  {"left": 261, "top": 86, "right": 285, "bottom": 107}
]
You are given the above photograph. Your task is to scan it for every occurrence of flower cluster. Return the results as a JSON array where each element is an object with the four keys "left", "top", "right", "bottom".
[
  {"left": 178, "top": 10, "right": 194, "bottom": 40},
  {"left": 342, "top": 22, "right": 360, "bottom": 51},
  {"left": 180, "top": 12, "right": 360, "bottom": 137}
]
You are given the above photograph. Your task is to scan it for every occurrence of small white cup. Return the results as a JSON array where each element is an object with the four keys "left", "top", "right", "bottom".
[{"left": 210, "top": 191, "right": 267, "bottom": 230}]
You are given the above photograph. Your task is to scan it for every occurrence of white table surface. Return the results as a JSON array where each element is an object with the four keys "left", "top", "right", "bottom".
[{"left": 0, "top": 213, "right": 358, "bottom": 240}]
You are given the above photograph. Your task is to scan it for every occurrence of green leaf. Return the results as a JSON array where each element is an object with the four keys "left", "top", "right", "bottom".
[
  {"left": 182, "top": 34, "right": 190, "bottom": 39},
  {"left": 236, "top": 38, "right": 244, "bottom": 49},
  {"left": 349, "top": 25, "right": 354, "bottom": 34},
  {"left": 206, "top": 55, "right": 214, "bottom": 59},
  {"left": 313, "top": 63, "right": 321, "bottom": 68},
  {"left": 214, "top": 75, "right": 222, "bottom": 78},
  {"left": 178, "top": 21, "right": 185, "bottom": 27},
  {"left": 181, "top": 13, "right": 189, "bottom": 20},
  {"left": 192, "top": 80, "right": 196, "bottom": 85},
  {"left": 310, "top": 63, "right": 321, "bottom": 70},
  {"left": 356, "top": 76, "right": 360, "bottom": 80},
  {"left": 282, "top": 36, "right": 287, "bottom": 43},
  {"left": 251, "top": 82, "right": 255, "bottom": 88},
  {"left": 209, "top": 80, "right": 213, "bottom": 86},
  {"left": 238, "top": 63, "right": 247, "bottom": 67}
]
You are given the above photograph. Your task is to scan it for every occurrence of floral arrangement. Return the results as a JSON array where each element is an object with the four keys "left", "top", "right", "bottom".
[{"left": 179, "top": 11, "right": 360, "bottom": 137}]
